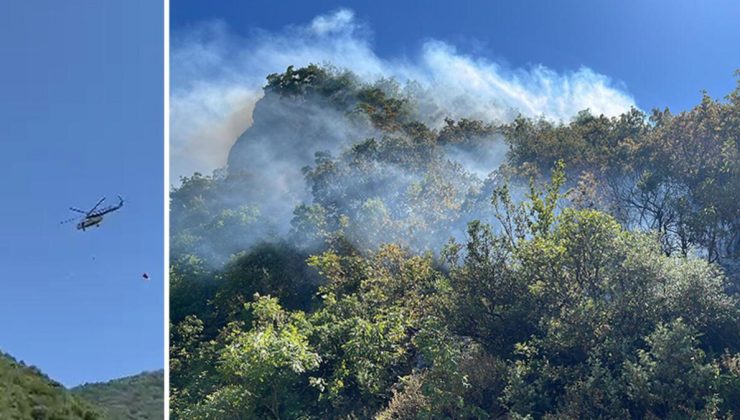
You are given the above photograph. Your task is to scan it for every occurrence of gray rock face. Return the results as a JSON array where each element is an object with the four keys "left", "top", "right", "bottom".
[{"left": 226, "top": 92, "right": 374, "bottom": 226}]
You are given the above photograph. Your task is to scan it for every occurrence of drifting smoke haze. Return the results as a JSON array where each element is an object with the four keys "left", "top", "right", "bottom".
[
  {"left": 226, "top": 92, "right": 382, "bottom": 227},
  {"left": 170, "top": 9, "right": 641, "bottom": 264},
  {"left": 171, "top": 8, "right": 636, "bottom": 181}
]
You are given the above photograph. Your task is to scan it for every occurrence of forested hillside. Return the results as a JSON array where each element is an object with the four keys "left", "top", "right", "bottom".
[
  {"left": 171, "top": 65, "right": 740, "bottom": 418},
  {"left": 71, "top": 371, "right": 164, "bottom": 420},
  {"left": 0, "top": 351, "right": 100, "bottom": 419}
]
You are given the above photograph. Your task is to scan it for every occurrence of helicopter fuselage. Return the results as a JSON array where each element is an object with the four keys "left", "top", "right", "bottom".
[{"left": 77, "top": 215, "right": 103, "bottom": 230}]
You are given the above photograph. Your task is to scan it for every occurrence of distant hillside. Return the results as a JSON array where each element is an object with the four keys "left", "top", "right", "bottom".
[
  {"left": 72, "top": 371, "right": 163, "bottom": 420},
  {"left": 0, "top": 351, "right": 100, "bottom": 419}
]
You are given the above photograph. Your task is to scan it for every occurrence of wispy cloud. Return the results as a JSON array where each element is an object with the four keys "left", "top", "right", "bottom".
[{"left": 170, "top": 8, "right": 636, "bottom": 181}]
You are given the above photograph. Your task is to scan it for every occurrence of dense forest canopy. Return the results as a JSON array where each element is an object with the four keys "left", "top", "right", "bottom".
[{"left": 171, "top": 65, "right": 740, "bottom": 418}]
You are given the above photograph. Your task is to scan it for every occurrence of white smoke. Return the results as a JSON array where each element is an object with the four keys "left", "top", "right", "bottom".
[{"left": 170, "top": 8, "right": 636, "bottom": 182}]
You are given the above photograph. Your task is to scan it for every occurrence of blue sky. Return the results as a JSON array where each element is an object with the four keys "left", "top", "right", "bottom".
[
  {"left": 0, "top": 1, "right": 163, "bottom": 387},
  {"left": 169, "top": 0, "right": 740, "bottom": 179}
]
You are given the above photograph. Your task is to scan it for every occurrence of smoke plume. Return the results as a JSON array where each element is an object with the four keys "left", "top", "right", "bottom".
[{"left": 170, "top": 9, "right": 636, "bottom": 181}]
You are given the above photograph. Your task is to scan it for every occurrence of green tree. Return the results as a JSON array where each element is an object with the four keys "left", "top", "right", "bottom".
[
  {"left": 185, "top": 296, "right": 320, "bottom": 419},
  {"left": 623, "top": 319, "right": 722, "bottom": 418}
]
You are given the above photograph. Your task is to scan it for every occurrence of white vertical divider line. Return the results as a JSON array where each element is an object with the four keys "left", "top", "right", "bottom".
[{"left": 163, "top": 0, "right": 171, "bottom": 417}]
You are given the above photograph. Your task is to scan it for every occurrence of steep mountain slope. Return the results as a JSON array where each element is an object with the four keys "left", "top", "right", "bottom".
[
  {"left": 170, "top": 65, "right": 740, "bottom": 418},
  {"left": 71, "top": 371, "right": 164, "bottom": 420},
  {"left": 0, "top": 351, "right": 100, "bottom": 419}
]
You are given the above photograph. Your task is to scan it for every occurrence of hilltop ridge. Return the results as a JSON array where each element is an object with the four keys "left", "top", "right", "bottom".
[
  {"left": 72, "top": 370, "right": 164, "bottom": 420},
  {"left": 0, "top": 351, "right": 100, "bottom": 419}
]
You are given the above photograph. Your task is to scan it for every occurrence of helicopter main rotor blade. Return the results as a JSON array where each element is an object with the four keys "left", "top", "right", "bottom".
[
  {"left": 69, "top": 207, "right": 87, "bottom": 214},
  {"left": 88, "top": 197, "right": 106, "bottom": 215},
  {"left": 60, "top": 217, "right": 79, "bottom": 224}
]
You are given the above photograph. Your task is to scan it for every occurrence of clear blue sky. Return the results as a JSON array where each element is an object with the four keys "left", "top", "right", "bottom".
[
  {"left": 172, "top": 0, "right": 740, "bottom": 113},
  {"left": 0, "top": 1, "right": 163, "bottom": 387}
]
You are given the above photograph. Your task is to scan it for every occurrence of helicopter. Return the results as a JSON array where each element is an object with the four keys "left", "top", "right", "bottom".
[{"left": 62, "top": 196, "right": 124, "bottom": 231}]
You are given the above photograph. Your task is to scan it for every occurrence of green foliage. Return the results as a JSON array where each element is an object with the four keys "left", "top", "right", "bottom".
[
  {"left": 356, "top": 85, "right": 412, "bottom": 131},
  {"left": 213, "top": 242, "right": 318, "bottom": 319},
  {"left": 504, "top": 80, "right": 740, "bottom": 263},
  {"left": 172, "top": 184, "right": 740, "bottom": 417},
  {"left": 0, "top": 351, "right": 101, "bottom": 420},
  {"left": 170, "top": 316, "right": 220, "bottom": 416},
  {"left": 176, "top": 297, "right": 321, "bottom": 419},
  {"left": 170, "top": 171, "right": 264, "bottom": 265},
  {"left": 305, "top": 245, "right": 444, "bottom": 417},
  {"left": 623, "top": 319, "right": 721, "bottom": 418},
  {"left": 71, "top": 371, "right": 164, "bottom": 420},
  {"left": 298, "top": 132, "right": 480, "bottom": 252},
  {"left": 266, "top": 64, "right": 359, "bottom": 108},
  {"left": 438, "top": 117, "right": 498, "bottom": 148}
]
